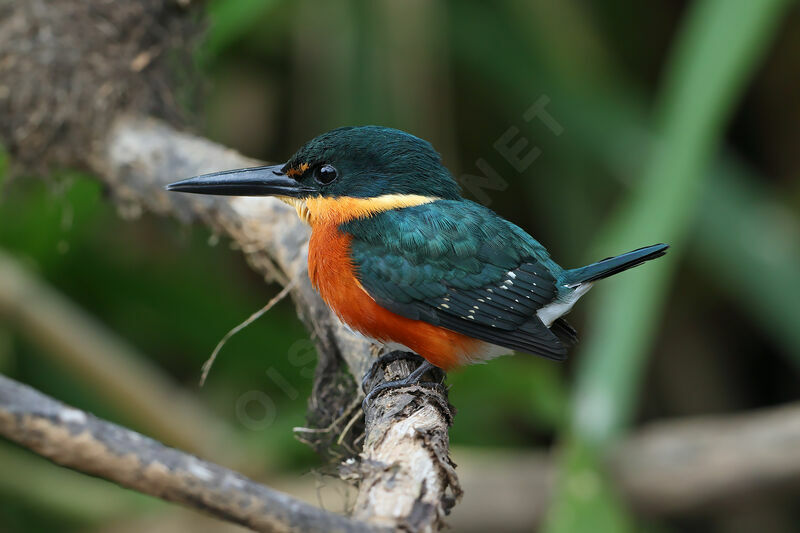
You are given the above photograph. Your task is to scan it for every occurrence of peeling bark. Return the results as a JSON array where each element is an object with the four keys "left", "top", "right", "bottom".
[{"left": 348, "top": 355, "right": 461, "bottom": 532}]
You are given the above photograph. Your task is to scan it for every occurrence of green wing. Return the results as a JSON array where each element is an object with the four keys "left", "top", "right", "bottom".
[{"left": 342, "top": 200, "right": 575, "bottom": 360}]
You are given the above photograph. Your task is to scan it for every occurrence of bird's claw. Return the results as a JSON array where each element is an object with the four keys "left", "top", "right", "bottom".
[
  {"left": 362, "top": 379, "right": 446, "bottom": 410},
  {"left": 361, "top": 351, "right": 427, "bottom": 394},
  {"left": 361, "top": 351, "right": 445, "bottom": 410}
]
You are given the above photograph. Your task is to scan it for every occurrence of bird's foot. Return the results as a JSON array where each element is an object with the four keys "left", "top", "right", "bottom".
[
  {"left": 360, "top": 351, "right": 426, "bottom": 393},
  {"left": 363, "top": 379, "right": 446, "bottom": 410},
  {"left": 361, "top": 351, "right": 445, "bottom": 409}
]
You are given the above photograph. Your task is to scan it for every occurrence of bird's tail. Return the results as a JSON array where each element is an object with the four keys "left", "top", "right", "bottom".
[{"left": 561, "top": 243, "right": 669, "bottom": 287}]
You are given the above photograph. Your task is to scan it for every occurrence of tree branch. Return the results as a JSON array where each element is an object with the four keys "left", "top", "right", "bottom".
[
  {"left": 0, "top": 373, "right": 385, "bottom": 533},
  {"left": 7, "top": 362, "right": 800, "bottom": 533},
  {"left": 349, "top": 355, "right": 460, "bottom": 531},
  {"left": 610, "top": 401, "right": 800, "bottom": 515},
  {"left": 453, "top": 401, "right": 800, "bottom": 527}
]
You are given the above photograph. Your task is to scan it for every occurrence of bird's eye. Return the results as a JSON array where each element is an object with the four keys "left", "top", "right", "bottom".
[{"left": 314, "top": 164, "right": 338, "bottom": 185}]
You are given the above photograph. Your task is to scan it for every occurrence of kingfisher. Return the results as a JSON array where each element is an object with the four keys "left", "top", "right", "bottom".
[{"left": 167, "top": 126, "right": 667, "bottom": 388}]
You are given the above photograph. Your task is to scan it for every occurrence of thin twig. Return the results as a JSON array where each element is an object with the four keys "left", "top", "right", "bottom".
[
  {"left": 200, "top": 280, "right": 296, "bottom": 386},
  {"left": 336, "top": 410, "right": 363, "bottom": 447}
]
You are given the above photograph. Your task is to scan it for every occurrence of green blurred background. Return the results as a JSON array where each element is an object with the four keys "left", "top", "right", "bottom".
[{"left": 2, "top": 0, "right": 800, "bottom": 532}]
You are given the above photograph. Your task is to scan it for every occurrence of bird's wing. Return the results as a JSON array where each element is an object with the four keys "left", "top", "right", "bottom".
[{"left": 342, "top": 200, "right": 573, "bottom": 360}]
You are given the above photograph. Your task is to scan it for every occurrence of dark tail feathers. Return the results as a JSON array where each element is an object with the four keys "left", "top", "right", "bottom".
[{"left": 562, "top": 244, "right": 669, "bottom": 287}]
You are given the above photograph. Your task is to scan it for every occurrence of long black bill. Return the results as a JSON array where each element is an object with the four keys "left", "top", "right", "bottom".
[{"left": 166, "top": 164, "right": 313, "bottom": 197}]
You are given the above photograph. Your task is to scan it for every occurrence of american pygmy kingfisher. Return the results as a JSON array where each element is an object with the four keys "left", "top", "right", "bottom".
[{"left": 168, "top": 126, "right": 667, "bottom": 377}]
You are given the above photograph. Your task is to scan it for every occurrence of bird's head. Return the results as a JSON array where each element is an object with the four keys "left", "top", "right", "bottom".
[{"left": 167, "top": 126, "right": 462, "bottom": 223}]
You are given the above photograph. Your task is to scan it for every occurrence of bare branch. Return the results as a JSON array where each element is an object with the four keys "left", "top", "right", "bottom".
[
  {"left": 610, "top": 402, "right": 800, "bottom": 515},
  {"left": 450, "top": 402, "right": 800, "bottom": 526},
  {"left": 349, "top": 355, "right": 461, "bottom": 532},
  {"left": 0, "top": 374, "right": 386, "bottom": 533}
]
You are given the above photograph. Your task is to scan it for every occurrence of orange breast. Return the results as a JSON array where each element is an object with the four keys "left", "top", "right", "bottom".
[{"left": 307, "top": 221, "right": 483, "bottom": 370}]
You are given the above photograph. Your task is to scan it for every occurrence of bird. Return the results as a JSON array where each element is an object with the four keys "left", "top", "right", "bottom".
[{"left": 167, "top": 126, "right": 667, "bottom": 390}]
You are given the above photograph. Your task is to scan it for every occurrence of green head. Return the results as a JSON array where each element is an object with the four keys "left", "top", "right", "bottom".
[{"left": 167, "top": 126, "right": 462, "bottom": 201}]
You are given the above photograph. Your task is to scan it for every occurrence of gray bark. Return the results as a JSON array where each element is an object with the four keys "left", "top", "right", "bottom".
[{"left": 0, "top": 374, "right": 386, "bottom": 533}]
